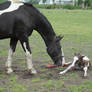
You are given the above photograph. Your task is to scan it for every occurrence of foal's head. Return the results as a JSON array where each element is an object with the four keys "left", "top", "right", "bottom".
[
  {"left": 47, "top": 36, "right": 63, "bottom": 66},
  {"left": 74, "top": 53, "right": 85, "bottom": 61}
]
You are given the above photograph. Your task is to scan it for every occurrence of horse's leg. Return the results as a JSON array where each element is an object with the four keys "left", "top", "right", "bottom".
[
  {"left": 62, "top": 48, "right": 72, "bottom": 66},
  {"left": 20, "top": 38, "right": 37, "bottom": 74},
  {"left": 6, "top": 38, "right": 18, "bottom": 74}
]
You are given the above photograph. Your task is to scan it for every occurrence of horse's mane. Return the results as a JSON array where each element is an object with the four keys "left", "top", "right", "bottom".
[
  {"left": 24, "top": 2, "right": 53, "bottom": 28},
  {"left": 24, "top": 2, "right": 55, "bottom": 40},
  {"left": 24, "top": 2, "right": 34, "bottom": 8}
]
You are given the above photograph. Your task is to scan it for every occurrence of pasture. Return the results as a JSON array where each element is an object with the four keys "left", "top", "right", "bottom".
[{"left": 0, "top": 9, "right": 92, "bottom": 92}]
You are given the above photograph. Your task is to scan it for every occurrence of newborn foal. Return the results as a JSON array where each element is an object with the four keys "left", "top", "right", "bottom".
[{"left": 59, "top": 53, "right": 91, "bottom": 77}]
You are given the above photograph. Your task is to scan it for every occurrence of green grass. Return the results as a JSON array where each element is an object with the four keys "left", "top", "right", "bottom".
[
  {"left": 32, "top": 78, "right": 41, "bottom": 83},
  {"left": 42, "top": 80, "right": 64, "bottom": 92},
  {"left": 37, "top": 9, "right": 92, "bottom": 59},
  {"left": 0, "top": 9, "right": 92, "bottom": 92},
  {"left": 0, "top": 0, "right": 7, "bottom": 3},
  {"left": 68, "top": 80, "right": 92, "bottom": 92}
]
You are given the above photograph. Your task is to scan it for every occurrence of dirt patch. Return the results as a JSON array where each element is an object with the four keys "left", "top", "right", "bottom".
[{"left": 0, "top": 57, "right": 92, "bottom": 92}]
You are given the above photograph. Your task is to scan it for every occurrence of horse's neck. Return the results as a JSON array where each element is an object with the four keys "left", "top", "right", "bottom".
[
  {"left": 37, "top": 25, "right": 56, "bottom": 47},
  {"left": 27, "top": 4, "right": 56, "bottom": 46}
]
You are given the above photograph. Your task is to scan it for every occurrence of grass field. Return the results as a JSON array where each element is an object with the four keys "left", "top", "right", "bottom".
[{"left": 0, "top": 9, "right": 92, "bottom": 92}]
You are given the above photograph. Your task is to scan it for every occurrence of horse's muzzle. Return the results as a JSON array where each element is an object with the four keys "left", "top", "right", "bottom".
[{"left": 55, "top": 60, "right": 62, "bottom": 66}]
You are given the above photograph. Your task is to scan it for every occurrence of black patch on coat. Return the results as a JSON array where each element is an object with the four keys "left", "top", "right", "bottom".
[{"left": 0, "top": 1, "right": 11, "bottom": 10}]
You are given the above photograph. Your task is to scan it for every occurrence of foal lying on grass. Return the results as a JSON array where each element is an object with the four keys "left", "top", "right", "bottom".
[{"left": 59, "top": 53, "right": 91, "bottom": 77}]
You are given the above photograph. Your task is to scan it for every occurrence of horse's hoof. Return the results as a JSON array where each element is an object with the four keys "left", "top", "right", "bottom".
[
  {"left": 31, "top": 70, "right": 37, "bottom": 74},
  {"left": 7, "top": 68, "right": 13, "bottom": 74},
  {"left": 84, "top": 74, "right": 87, "bottom": 78},
  {"left": 27, "top": 69, "right": 37, "bottom": 74}
]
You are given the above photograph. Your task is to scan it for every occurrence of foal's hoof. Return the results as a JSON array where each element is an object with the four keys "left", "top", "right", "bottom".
[
  {"left": 59, "top": 71, "right": 65, "bottom": 75},
  {"left": 27, "top": 69, "right": 37, "bottom": 74}
]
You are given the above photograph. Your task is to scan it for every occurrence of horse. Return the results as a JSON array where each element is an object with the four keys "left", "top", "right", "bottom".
[{"left": 0, "top": 1, "right": 64, "bottom": 74}]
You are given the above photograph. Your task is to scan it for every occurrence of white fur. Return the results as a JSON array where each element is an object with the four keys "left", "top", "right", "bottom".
[
  {"left": 23, "top": 42, "right": 37, "bottom": 74},
  {"left": 0, "top": 1, "right": 23, "bottom": 15},
  {"left": 59, "top": 56, "right": 78, "bottom": 75},
  {"left": 61, "top": 48, "right": 65, "bottom": 65},
  {"left": 83, "top": 66, "right": 88, "bottom": 77},
  {"left": 6, "top": 48, "right": 13, "bottom": 74},
  {"left": 61, "top": 48, "right": 72, "bottom": 66},
  {"left": 7, "top": 67, "right": 13, "bottom": 74},
  {"left": 60, "top": 55, "right": 90, "bottom": 77},
  {"left": 73, "top": 56, "right": 78, "bottom": 61},
  {"left": 83, "top": 56, "right": 89, "bottom": 61}
]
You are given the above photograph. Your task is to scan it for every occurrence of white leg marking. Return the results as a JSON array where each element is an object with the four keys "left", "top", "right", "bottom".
[
  {"left": 23, "top": 42, "right": 37, "bottom": 74},
  {"left": 83, "top": 56, "right": 89, "bottom": 77},
  {"left": 6, "top": 48, "right": 13, "bottom": 74},
  {"left": 61, "top": 48, "right": 72, "bottom": 66},
  {"left": 83, "top": 66, "right": 88, "bottom": 77},
  {"left": 59, "top": 56, "right": 78, "bottom": 75},
  {"left": 61, "top": 48, "right": 65, "bottom": 65}
]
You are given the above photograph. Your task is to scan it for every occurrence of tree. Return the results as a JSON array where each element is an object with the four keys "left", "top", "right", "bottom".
[
  {"left": 78, "top": 0, "right": 83, "bottom": 6},
  {"left": 85, "top": 0, "right": 90, "bottom": 6},
  {"left": 43, "top": 0, "right": 46, "bottom": 3},
  {"left": 30, "top": 0, "right": 40, "bottom": 4}
]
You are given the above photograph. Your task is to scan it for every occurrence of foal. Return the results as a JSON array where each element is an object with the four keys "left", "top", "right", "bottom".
[{"left": 59, "top": 53, "right": 91, "bottom": 77}]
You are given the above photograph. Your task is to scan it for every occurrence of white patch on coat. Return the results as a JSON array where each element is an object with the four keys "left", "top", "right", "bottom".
[
  {"left": 83, "top": 56, "right": 89, "bottom": 61},
  {"left": 6, "top": 48, "right": 13, "bottom": 74},
  {"left": 0, "top": 1, "right": 24, "bottom": 15},
  {"left": 23, "top": 42, "right": 37, "bottom": 74},
  {"left": 74, "top": 56, "right": 78, "bottom": 61}
]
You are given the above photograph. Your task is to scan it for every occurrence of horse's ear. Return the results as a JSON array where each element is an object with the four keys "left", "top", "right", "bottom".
[{"left": 56, "top": 35, "right": 64, "bottom": 42}]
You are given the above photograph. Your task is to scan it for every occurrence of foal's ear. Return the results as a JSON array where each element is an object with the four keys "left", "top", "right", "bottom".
[
  {"left": 56, "top": 35, "right": 64, "bottom": 42},
  {"left": 74, "top": 53, "right": 81, "bottom": 56}
]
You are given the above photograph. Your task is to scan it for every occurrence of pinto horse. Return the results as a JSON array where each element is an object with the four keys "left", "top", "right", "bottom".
[{"left": 0, "top": 1, "right": 65, "bottom": 74}]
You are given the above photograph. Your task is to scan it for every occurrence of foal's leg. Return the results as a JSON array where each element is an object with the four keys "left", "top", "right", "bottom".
[
  {"left": 59, "top": 56, "right": 78, "bottom": 75},
  {"left": 6, "top": 38, "right": 18, "bottom": 74},
  {"left": 20, "top": 39, "right": 37, "bottom": 74},
  {"left": 83, "top": 62, "right": 89, "bottom": 77}
]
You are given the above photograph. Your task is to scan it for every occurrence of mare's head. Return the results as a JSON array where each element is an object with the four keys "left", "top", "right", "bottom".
[{"left": 47, "top": 36, "right": 64, "bottom": 66}]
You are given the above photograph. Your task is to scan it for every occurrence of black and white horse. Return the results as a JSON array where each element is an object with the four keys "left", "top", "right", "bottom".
[{"left": 0, "top": 0, "right": 65, "bottom": 74}]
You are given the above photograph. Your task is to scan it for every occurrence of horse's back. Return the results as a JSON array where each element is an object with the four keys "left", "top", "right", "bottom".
[{"left": 0, "top": 1, "right": 11, "bottom": 10}]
